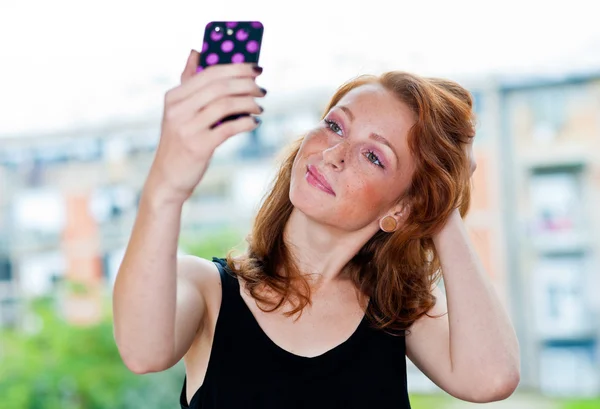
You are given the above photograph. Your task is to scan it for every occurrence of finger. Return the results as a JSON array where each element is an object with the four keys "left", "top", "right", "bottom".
[
  {"left": 180, "top": 50, "right": 200, "bottom": 84},
  {"left": 168, "top": 63, "right": 263, "bottom": 104},
  {"left": 188, "top": 95, "right": 262, "bottom": 130},
  {"left": 173, "top": 78, "right": 266, "bottom": 122},
  {"left": 209, "top": 116, "right": 261, "bottom": 147},
  {"left": 201, "top": 95, "right": 263, "bottom": 126}
]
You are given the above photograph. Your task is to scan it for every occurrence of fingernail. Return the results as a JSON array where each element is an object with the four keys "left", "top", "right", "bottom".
[
  {"left": 258, "top": 105, "right": 264, "bottom": 113},
  {"left": 252, "top": 65, "right": 263, "bottom": 74},
  {"left": 254, "top": 117, "right": 262, "bottom": 124},
  {"left": 259, "top": 87, "right": 267, "bottom": 96}
]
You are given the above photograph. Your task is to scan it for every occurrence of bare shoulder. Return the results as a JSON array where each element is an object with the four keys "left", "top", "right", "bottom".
[
  {"left": 176, "top": 255, "right": 225, "bottom": 327},
  {"left": 179, "top": 255, "right": 247, "bottom": 400},
  {"left": 177, "top": 255, "right": 222, "bottom": 296},
  {"left": 176, "top": 255, "right": 224, "bottom": 348}
]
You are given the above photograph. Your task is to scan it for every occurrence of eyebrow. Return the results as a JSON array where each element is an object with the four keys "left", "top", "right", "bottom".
[{"left": 338, "top": 105, "right": 399, "bottom": 164}]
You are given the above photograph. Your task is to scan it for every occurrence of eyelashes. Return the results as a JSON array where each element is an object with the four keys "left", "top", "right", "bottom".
[
  {"left": 324, "top": 118, "right": 343, "bottom": 136},
  {"left": 323, "top": 118, "right": 385, "bottom": 169},
  {"left": 365, "top": 150, "right": 384, "bottom": 168}
]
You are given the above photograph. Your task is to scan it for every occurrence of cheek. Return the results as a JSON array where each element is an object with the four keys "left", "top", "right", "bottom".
[
  {"left": 303, "top": 129, "right": 329, "bottom": 147},
  {"left": 294, "top": 131, "right": 328, "bottom": 163},
  {"left": 338, "top": 174, "right": 387, "bottom": 217},
  {"left": 293, "top": 132, "right": 319, "bottom": 164}
]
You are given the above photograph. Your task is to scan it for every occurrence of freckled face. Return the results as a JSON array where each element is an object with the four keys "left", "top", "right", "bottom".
[{"left": 289, "top": 84, "right": 416, "bottom": 231}]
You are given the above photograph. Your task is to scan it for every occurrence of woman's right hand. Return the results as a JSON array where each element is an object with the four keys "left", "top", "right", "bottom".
[{"left": 146, "top": 50, "right": 266, "bottom": 204}]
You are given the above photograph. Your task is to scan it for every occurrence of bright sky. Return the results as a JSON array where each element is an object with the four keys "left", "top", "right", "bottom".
[{"left": 1, "top": 0, "right": 600, "bottom": 136}]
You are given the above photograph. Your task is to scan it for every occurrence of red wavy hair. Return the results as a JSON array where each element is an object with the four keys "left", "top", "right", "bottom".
[{"left": 227, "top": 71, "right": 476, "bottom": 334}]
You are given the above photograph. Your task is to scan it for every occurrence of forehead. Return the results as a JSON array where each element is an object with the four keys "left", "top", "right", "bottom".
[{"left": 334, "top": 84, "right": 415, "bottom": 141}]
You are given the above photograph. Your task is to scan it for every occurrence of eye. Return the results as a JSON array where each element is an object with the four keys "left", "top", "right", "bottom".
[
  {"left": 365, "top": 150, "right": 384, "bottom": 168},
  {"left": 324, "top": 119, "right": 343, "bottom": 136}
]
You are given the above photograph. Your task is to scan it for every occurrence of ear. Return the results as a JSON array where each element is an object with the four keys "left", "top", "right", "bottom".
[
  {"left": 379, "top": 202, "right": 411, "bottom": 233},
  {"left": 393, "top": 201, "right": 410, "bottom": 220}
]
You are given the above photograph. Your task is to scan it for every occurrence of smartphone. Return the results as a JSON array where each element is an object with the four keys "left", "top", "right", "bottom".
[
  {"left": 198, "top": 21, "right": 264, "bottom": 71},
  {"left": 197, "top": 21, "right": 264, "bottom": 126}
]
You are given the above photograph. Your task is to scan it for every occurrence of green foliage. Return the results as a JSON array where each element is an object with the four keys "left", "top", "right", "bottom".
[
  {"left": 0, "top": 232, "right": 245, "bottom": 409},
  {"left": 179, "top": 226, "right": 246, "bottom": 259},
  {"left": 3, "top": 232, "right": 598, "bottom": 409},
  {"left": 0, "top": 297, "right": 183, "bottom": 409},
  {"left": 63, "top": 280, "right": 91, "bottom": 296},
  {"left": 561, "top": 398, "right": 600, "bottom": 409},
  {"left": 409, "top": 393, "right": 454, "bottom": 408}
]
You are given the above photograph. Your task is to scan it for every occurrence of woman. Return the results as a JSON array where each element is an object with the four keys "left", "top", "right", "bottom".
[{"left": 113, "top": 50, "right": 520, "bottom": 408}]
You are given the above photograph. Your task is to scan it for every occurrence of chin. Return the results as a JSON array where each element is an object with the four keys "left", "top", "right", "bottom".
[
  {"left": 289, "top": 178, "right": 319, "bottom": 213},
  {"left": 290, "top": 174, "right": 330, "bottom": 218}
]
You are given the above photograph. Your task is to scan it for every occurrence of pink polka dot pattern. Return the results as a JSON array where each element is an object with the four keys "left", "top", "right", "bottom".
[
  {"left": 206, "top": 53, "right": 219, "bottom": 65},
  {"left": 231, "top": 53, "right": 245, "bottom": 63},
  {"left": 198, "top": 21, "right": 263, "bottom": 69},
  {"left": 236, "top": 29, "right": 249, "bottom": 41},
  {"left": 221, "top": 40, "right": 234, "bottom": 52},
  {"left": 197, "top": 21, "right": 264, "bottom": 123},
  {"left": 246, "top": 40, "right": 258, "bottom": 53}
]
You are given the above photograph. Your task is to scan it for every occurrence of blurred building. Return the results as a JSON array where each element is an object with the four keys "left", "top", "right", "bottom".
[
  {"left": 0, "top": 93, "right": 325, "bottom": 326},
  {"left": 0, "top": 70, "right": 599, "bottom": 398},
  {"left": 0, "top": 165, "right": 18, "bottom": 327},
  {"left": 444, "top": 70, "right": 600, "bottom": 398},
  {"left": 495, "top": 71, "right": 600, "bottom": 397}
]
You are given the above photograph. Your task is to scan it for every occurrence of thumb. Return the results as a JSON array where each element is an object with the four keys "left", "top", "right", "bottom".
[{"left": 180, "top": 49, "right": 200, "bottom": 83}]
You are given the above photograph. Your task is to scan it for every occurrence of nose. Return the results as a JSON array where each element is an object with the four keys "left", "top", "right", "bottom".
[{"left": 322, "top": 142, "right": 347, "bottom": 170}]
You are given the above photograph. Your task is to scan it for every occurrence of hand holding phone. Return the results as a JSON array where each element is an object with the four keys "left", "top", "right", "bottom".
[
  {"left": 197, "top": 21, "right": 265, "bottom": 125},
  {"left": 148, "top": 51, "right": 265, "bottom": 203}
]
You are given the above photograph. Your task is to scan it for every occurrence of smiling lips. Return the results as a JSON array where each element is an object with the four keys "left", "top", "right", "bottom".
[{"left": 306, "top": 165, "right": 335, "bottom": 196}]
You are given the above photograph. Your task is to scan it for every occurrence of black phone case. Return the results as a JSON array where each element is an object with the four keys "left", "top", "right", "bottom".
[
  {"left": 198, "top": 21, "right": 264, "bottom": 126},
  {"left": 198, "top": 21, "right": 264, "bottom": 70}
]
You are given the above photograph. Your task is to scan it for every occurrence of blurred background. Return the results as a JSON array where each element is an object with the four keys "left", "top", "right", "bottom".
[{"left": 1, "top": 0, "right": 600, "bottom": 407}]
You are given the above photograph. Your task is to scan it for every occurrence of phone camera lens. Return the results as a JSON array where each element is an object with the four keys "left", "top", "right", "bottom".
[{"left": 214, "top": 26, "right": 221, "bottom": 32}]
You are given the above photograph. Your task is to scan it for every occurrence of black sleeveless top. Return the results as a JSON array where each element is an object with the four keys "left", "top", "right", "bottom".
[{"left": 180, "top": 257, "right": 412, "bottom": 409}]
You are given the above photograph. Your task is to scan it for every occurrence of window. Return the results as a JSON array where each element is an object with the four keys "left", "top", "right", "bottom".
[
  {"left": 533, "top": 255, "right": 592, "bottom": 339},
  {"left": 539, "top": 342, "right": 599, "bottom": 397},
  {"left": 529, "top": 86, "right": 568, "bottom": 142},
  {"left": 529, "top": 168, "right": 584, "bottom": 240},
  {"left": 0, "top": 258, "right": 12, "bottom": 281}
]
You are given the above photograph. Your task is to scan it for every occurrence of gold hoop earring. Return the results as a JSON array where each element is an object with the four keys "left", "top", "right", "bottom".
[{"left": 380, "top": 215, "right": 397, "bottom": 233}]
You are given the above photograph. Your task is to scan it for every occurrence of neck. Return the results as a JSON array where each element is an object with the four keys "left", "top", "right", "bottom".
[{"left": 281, "top": 207, "right": 377, "bottom": 287}]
